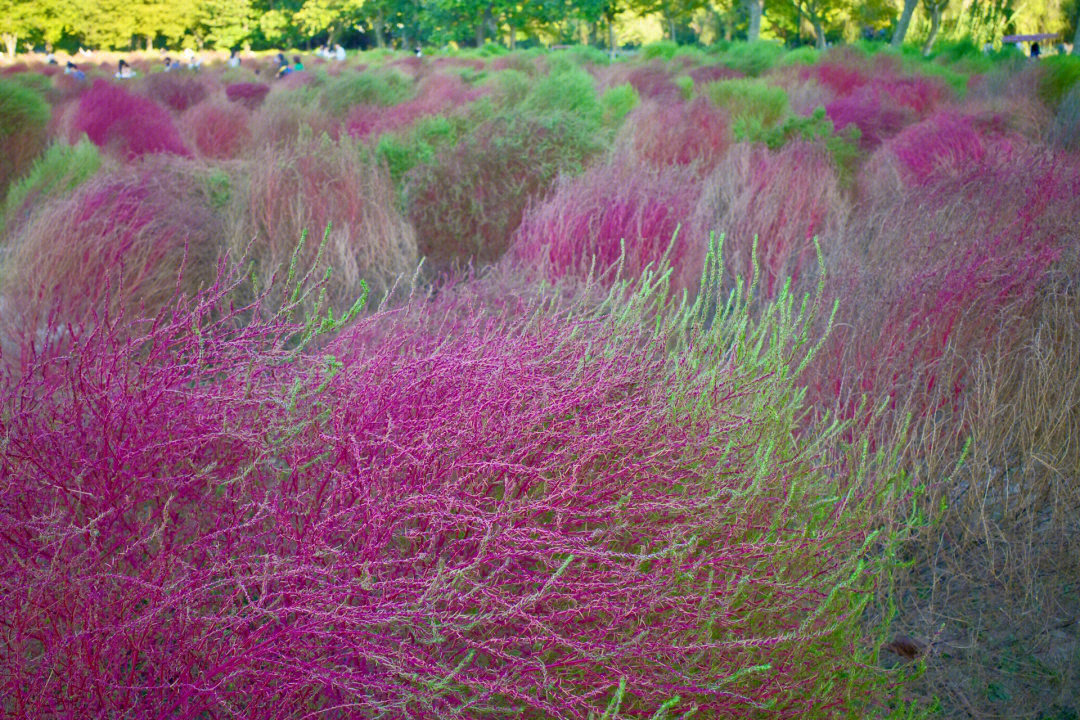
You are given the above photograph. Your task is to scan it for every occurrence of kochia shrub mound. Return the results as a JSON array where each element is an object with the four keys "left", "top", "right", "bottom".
[
  {"left": 238, "top": 135, "right": 417, "bottom": 309},
  {"left": 0, "top": 255, "right": 902, "bottom": 717},
  {"left": 184, "top": 99, "right": 251, "bottom": 159},
  {"left": 71, "top": 79, "right": 190, "bottom": 159},
  {"left": 1, "top": 138, "right": 102, "bottom": 236},
  {"left": 0, "top": 78, "right": 51, "bottom": 195},
  {"left": 870, "top": 112, "right": 1024, "bottom": 187},
  {"left": 346, "top": 72, "right": 484, "bottom": 139},
  {"left": 0, "top": 158, "right": 226, "bottom": 343},
  {"left": 144, "top": 71, "right": 209, "bottom": 112},
  {"left": 404, "top": 110, "right": 602, "bottom": 274},
  {"left": 511, "top": 159, "right": 705, "bottom": 294},
  {"left": 623, "top": 96, "right": 730, "bottom": 171},
  {"left": 225, "top": 81, "right": 270, "bottom": 110},
  {"left": 694, "top": 141, "right": 844, "bottom": 299}
]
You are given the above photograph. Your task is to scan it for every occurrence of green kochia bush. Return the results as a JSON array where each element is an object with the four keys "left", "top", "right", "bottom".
[
  {"left": 519, "top": 65, "right": 603, "bottom": 129},
  {"left": 1039, "top": 55, "right": 1080, "bottom": 109},
  {"left": 0, "top": 243, "right": 909, "bottom": 716},
  {"left": 705, "top": 78, "right": 790, "bottom": 140},
  {"left": 1, "top": 139, "right": 102, "bottom": 236},
  {"left": 319, "top": 67, "right": 415, "bottom": 117},
  {"left": 0, "top": 78, "right": 51, "bottom": 196},
  {"left": 404, "top": 108, "right": 603, "bottom": 273}
]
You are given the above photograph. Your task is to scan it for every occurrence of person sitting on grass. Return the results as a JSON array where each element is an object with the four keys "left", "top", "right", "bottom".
[
  {"left": 64, "top": 61, "right": 85, "bottom": 80},
  {"left": 293, "top": 55, "right": 304, "bottom": 71},
  {"left": 115, "top": 59, "right": 135, "bottom": 79},
  {"left": 228, "top": 49, "right": 241, "bottom": 67},
  {"left": 334, "top": 43, "right": 346, "bottom": 61}
]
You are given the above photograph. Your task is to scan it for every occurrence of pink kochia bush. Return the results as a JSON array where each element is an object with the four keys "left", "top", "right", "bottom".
[
  {"left": 184, "top": 99, "right": 251, "bottom": 159},
  {"left": 877, "top": 111, "right": 1023, "bottom": 186},
  {"left": 71, "top": 79, "right": 190, "bottom": 159},
  {"left": 693, "top": 141, "right": 844, "bottom": 298},
  {"left": 225, "top": 81, "right": 271, "bottom": 110},
  {"left": 0, "top": 260, "right": 897, "bottom": 717},
  {"left": 0, "top": 158, "right": 225, "bottom": 344},
  {"left": 807, "top": 152, "right": 1080, "bottom": 438},
  {"left": 347, "top": 72, "right": 485, "bottom": 139},
  {"left": 511, "top": 159, "right": 705, "bottom": 294},
  {"left": 625, "top": 96, "right": 731, "bottom": 171}
]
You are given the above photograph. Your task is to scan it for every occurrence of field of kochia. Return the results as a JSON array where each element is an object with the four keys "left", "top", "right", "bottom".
[{"left": 1, "top": 41, "right": 1078, "bottom": 718}]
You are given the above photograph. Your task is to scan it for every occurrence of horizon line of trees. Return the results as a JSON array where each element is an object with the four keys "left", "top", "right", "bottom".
[{"left": 2, "top": 0, "right": 1078, "bottom": 59}]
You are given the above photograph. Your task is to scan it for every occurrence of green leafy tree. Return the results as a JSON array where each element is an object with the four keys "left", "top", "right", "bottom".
[
  {"left": 1, "top": 0, "right": 36, "bottom": 58},
  {"left": 193, "top": 0, "right": 254, "bottom": 49}
]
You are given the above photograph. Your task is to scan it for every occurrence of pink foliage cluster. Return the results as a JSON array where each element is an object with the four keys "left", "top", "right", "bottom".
[
  {"left": 885, "top": 112, "right": 1023, "bottom": 185},
  {"left": 689, "top": 64, "right": 744, "bottom": 86},
  {"left": 144, "top": 71, "right": 209, "bottom": 112},
  {"left": 627, "top": 96, "right": 731, "bottom": 170},
  {"left": 185, "top": 100, "right": 251, "bottom": 159},
  {"left": 694, "top": 141, "right": 840, "bottom": 298},
  {"left": 225, "top": 82, "right": 271, "bottom": 110},
  {"left": 808, "top": 153, "right": 1080, "bottom": 433},
  {"left": 807, "top": 58, "right": 949, "bottom": 150},
  {"left": 71, "top": 79, "right": 190, "bottom": 159},
  {"left": 624, "top": 63, "right": 684, "bottom": 102},
  {"left": 511, "top": 159, "right": 705, "bottom": 293},
  {"left": 0, "top": 266, "right": 869, "bottom": 717},
  {"left": 347, "top": 72, "right": 485, "bottom": 139}
]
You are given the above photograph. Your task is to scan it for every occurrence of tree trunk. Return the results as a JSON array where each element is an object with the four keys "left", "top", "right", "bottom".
[
  {"left": 608, "top": 19, "right": 616, "bottom": 60},
  {"left": 892, "top": 0, "right": 918, "bottom": 47},
  {"left": 810, "top": 15, "right": 826, "bottom": 48},
  {"left": 2, "top": 33, "right": 16, "bottom": 60},
  {"left": 475, "top": 19, "right": 484, "bottom": 47},
  {"left": 374, "top": 8, "right": 386, "bottom": 48},
  {"left": 745, "top": 0, "right": 762, "bottom": 42},
  {"left": 1073, "top": 8, "right": 1080, "bottom": 55},
  {"left": 508, "top": 24, "right": 516, "bottom": 50},
  {"left": 923, "top": 3, "right": 942, "bottom": 55},
  {"left": 668, "top": 15, "right": 677, "bottom": 41}
]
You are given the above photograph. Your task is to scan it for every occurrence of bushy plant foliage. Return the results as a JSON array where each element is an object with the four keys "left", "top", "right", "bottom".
[
  {"left": 511, "top": 159, "right": 705, "bottom": 294},
  {"left": 404, "top": 110, "right": 602, "bottom": 273},
  {"left": 1037, "top": 54, "right": 1080, "bottom": 109},
  {"left": 1, "top": 138, "right": 102, "bottom": 236},
  {"left": 184, "top": 99, "right": 252, "bottom": 159},
  {"left": 0, "top": 248, "right": 905, "bottom": 717},
  {"left": 0, "top": 78, "right": 51, "bottom": 195},
  {"left": 320, "top": 68, "right": 415, "bottom": 117},
  {"left": 346, "top": 72, "right": 485, "bottom": 140},
  {"left": 879, "top": 111, "right": 1023, "bottom": 186},
  {"left": 623, "top": 97, "right": 731, "bottom": 171},
  {"left": 144, "top": 71, "right": 210, "bottom": 112},
  {"left": 238, "top": 134, "right": 417, "bottom": 309},
  {"left": 705, "top": 78, "right": 790, "bottom": 140},
  {"left": 71, "top": 79, "right": 190, "bottom": 159},
  {"left": 693, "top": 141, "right": 844, "bottom": 299},
  {"left": 225, "top": 82, "right": 271, "bottom": 110},
  {"left": 0, "top": 158, "right": 227, "bottom": 344}
]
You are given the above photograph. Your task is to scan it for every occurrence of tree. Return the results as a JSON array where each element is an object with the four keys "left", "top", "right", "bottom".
[
  {"left": 745, "top": 0, "right": 763, "bottom": 41},
  {"left": 193, "top": 0, "right": 253, "bottom": 48},
  {"left": 1, "top": 0, "right": 36, "bottom": 58},
  {"left": 892, "top": 0, "right": 917, "bottom": 47},
  {"left": 921, "top": 0, "right": 946, "bottom": 55},
  {"left": 769, "top": 0, "right": 849, "bottom": 48}
]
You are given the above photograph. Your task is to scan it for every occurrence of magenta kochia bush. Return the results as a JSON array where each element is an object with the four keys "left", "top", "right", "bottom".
[
  {"left": 880, "top": 111, "right": 1022, "bottom": 186},
  {"left": 511, "top": 159, "right": 705, "bottom": 294},
  {"left": 694, "top": 141, "right": 843, "bottom": 299},
  {"left": 624, "top": 96, "right": 731, "bottom": 171},
  {"left": 0, "top": 257, "right": 898, "bottom": 716},
  {"left": 71, "top": 79, "right": 190, "bottom": 159},
  {"left": 807, "top": 152, "right": 1080, "bottom": 437}
]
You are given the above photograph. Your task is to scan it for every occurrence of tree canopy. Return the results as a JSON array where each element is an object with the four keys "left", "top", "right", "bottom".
[{"left": 0, "top": 0, "right": 1071, "bottom": 55}]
